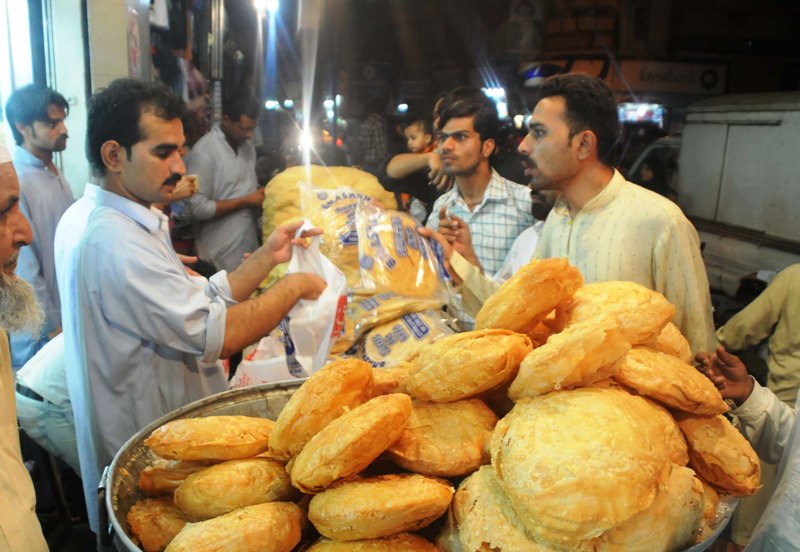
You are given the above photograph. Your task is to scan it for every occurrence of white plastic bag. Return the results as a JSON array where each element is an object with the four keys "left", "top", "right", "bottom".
[{"left": 281, "top": 220, "right": 348, "bottom": 377}]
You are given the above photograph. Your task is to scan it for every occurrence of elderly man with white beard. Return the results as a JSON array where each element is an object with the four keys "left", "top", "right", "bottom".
[{"left": 0, "top": 141, "right": 47, "bottom": 550}]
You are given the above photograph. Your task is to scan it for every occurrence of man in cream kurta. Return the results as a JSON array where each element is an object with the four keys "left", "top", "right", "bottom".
[
  {"left": 423, "top": 74, "right": 716, "bottom": 354},
  {"left": 0, "top": 142, "right": 47, "bottom": 550}
]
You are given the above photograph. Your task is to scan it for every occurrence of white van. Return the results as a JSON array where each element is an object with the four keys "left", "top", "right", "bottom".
[{"left": 628, "top": 93, "right": 800, "bottom": 297}]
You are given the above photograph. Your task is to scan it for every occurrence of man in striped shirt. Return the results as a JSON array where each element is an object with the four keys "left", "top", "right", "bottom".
[{"left": 423, "top": 74, "right": 716, "bottom": 354}]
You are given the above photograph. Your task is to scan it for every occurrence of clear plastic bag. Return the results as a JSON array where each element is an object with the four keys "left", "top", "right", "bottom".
[{"left": 359, "top": 309, "right": 454, "bottom": 368}]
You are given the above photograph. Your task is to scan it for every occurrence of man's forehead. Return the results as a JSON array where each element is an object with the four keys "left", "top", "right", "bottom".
[
  {"left": 0, "top": 163, "right": 20, "bottom": 198},
  {"left": 46, "top": 104, "right": 67, "bottom": 118},
  {"left": 531, "top": 97, "right": 567, "bottom": 126},
  {"left": 441, "top": 116, "right": 476, "bottom": 133},
  {"left": 138, "top": 112, "right": 185, "bottom": 142}
]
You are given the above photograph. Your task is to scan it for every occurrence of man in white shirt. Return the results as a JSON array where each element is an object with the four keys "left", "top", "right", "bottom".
[
  {"left": 187, "top": 95, "right": 265, "bottom": 272},
  {"left": 0, "top": 142, "right": 47, "bottom": 551},
  {"left": 423, "top": 74, "right": 715, "bottom": 354},
  {"left": 58, "top": 78, "right": 325, "bottom": 534},
  {"left": 4, "top": 84, "right": 75, "bottom": 369}
]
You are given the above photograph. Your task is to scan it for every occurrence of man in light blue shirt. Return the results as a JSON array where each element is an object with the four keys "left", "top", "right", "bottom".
[
  {"left": 57, "top": 79, "right": 326, "bottom": 535},
  {"left": 186, "top": 95, "right": 265, "bottom": 272},
  {"left": 4, "top": 84, "right": 74, "bottom": 369}
]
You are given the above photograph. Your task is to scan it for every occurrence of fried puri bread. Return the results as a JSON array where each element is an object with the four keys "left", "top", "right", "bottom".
[
  {"left": 696, "top": 479, "right": 721, "bottom": 543},
  {"left": 384, "top": 399, "right": 498, "bottom": 477},
  {"left": 173, "top": 458, "right": 296, "bottom": 520},
  {"left": 164, "top": 501, "right": 303, "bottom": 552},
  {"left": 406, "top": 330, "right": 532, "bottom": 403},
  {"left": 360, "top": 310, "right": 453, "bottom": 368},
  {"left": 594, "top": 465, "right": 704, "bottom": 552},
  {"left": 566, "top": 281, "right": 675, "bottom": 344},
  {"left": 642, "top": 398, "right": 689, "bottom": 466},
  {"left": 491, "top": 388, "right": 671, "bottom": 548},
  {"left": 642, "top": 322, "right": 692, "bottom": 364},
  {"left": 675, "top": 413, "right": 761, "bottom": 496},
  {"left": 291, "top": 394, "right": 412, "bottom": 493},
  {"left": 508, "top": 316, "right": 630, "bottom": 400},
  {"left": 308, "top": 474, "right": 453, "bottom": 541},
  {"left": 139, "top": 461, "right": 210, "bottom": 496},
  {"left": 145, "top": 416, "right": 274, "bottom": 461},
  {"left": 452, "top": 466, "right": 550, "bottom": 552},
  {"left": 127, "top": 497, "right": 188, "bottom": 552},
  {"left": 475, "top": 258, "right": 583, "bottom": 333},
  {"left": 269, "top": 358, "right": 374, "bottom": 461},
  {"left": 371, "top": 363, "right": 414, "bottom": 396},
  {"left": 307, "top": 533, "right": 439, "bottom": 551},
  {"left": 357, "top": 208, "right": 443, "bottom": 298},
  {"left": 614, "top": 347, "right": 728, "bottom": 415}
]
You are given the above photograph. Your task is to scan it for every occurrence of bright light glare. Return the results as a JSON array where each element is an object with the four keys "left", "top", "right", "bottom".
[
  {"left": 298, "top": 131, "right": 313, "bottom": 151},
  {"left": 254, "top": 0, "right": 278, "bottom": 15},
  {"left": 396, "top": 103, "right": 409, "bottom": 114},
  {"left": 266, "top": 0, "right": 279, "bottom": 13},
  {"left": 335, "top": 94, "right": 343, "bottom": 107},
  {"left": 323, "top": 98, "right": 334, "bottom": 110},
  {"left": 326, "top": 109, "right": 335, "bottom": 120},
  {"left": 482, "top": 87, "right": 506, "bottom": 101},
  {"left": 264, "top": 99, "right": 280, "bottom": 110},
  {"left": 496, "top": 101, "right": 508, "bottom": 120},
  {"left": 513, "top": 114, "right": 525, "bottom": 129},
  {"left": 283, "top": 99, "right": 294, "bottom": 109}
]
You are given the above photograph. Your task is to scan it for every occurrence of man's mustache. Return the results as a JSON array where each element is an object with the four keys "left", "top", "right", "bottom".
[{"left": 163, "top": 174, "right": 182, "bottom": 187}]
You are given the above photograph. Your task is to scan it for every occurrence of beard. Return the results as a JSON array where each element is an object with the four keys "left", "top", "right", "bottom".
[{"left": 0, "top": 273, "right": 44, "bottom": 335}]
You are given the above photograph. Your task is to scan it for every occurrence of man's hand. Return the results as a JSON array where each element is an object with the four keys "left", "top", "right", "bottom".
[
  {"left": 263, "top": 220, "right": 323, "bottom": 265},
  {"left": 417, "top": 226, "right": 461, "bottom": 285},
  {"left": 286, "top": 272, "right": 327, "bottom": 300},
  {"left": 169, "top": 175, "right": 199, "bottom": 202},
  {"left": 247, "top": 187, "right": 266, "bottom": 208},
  {"left": 435, "top": 208, "right": 482, "bottom": 269},
  {"left": 427, "top": 153, "right": 453, "bottom": 193},
  {"left": 177, "top": 253, "right": 200, "bottom": 277},
  {"left": 695, "top": 346, "right": 755, "bottom": 406}
]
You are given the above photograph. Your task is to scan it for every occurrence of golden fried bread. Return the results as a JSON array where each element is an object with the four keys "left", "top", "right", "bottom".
[
  {"left": 307, "top": 533, "right": 439, "bottom": 551},
  {"left": 451, "top": 466, "right": 549, "bottom": 552},
  {"left": 675, "top": 413, "right": 761, "bottom": 496},
  {"left": 357, "top": 208, "right": 445, "bottom": 298},
  {"left": 475, "top": 258, "right": 583, "bottom": 334},
  {"left": 696, "top": 479, "right": 721, "bottom": 543},
  {"left": 371, "top": 363, "right": 414, "bottom": 396},
  {"left": 308, "top": 474, "right": 453, "bottom": 541},
  {"left": 490, "top": 388, "right": 671, "bottom": 548},
  {"left": 594, "top": 465, "right": 704, "bottom": 552},
  {"left": 145, "top": 416, "right": 274, "bottom": 461},
  {"left": 566, "top": 281, "right": 675, "bottom": 344},
  {"left": 174, "top": 458, "right": 296, "bottom": 520},
  {"left": 384, "top": 399, "right": 498, "bottom": 477},
  {"left": 614, "top": 347, "right": 728, "bottom": 415},
  {"left": 642, "top": 322, "right": 692, "bottom": 364},
  {"left": 269, "top": 358, "right": 374, "bottom": 461},
  {"left": 127, "top": 497, "right": 188, "bottom": 552},
  {"left": 508, "top": 316, "right": 630, "bottom": 400},
  {"left": 642, "top": 398, "right": 689, "bottom": 466},
  {"left": 406, "top": 329, "right": 532, "bottom": 403},
  {"left": 139, "top": 461, "right": 210, "bottom": 496},
  {"left": 291, "top": 394, "right": 412, "bottom": 493},
  {"left": 164, "top": 501, "right": 303, "bottom": 552},
  {"left": 360, "top": 310, "right": 453, "bottom": 368}
]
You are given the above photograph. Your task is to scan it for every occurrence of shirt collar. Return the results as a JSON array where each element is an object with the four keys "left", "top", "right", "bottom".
[
  {"left": 211, "top": 124, "right": 236, "bottom": 155},
  {"left": 553, "top": 169, "right": 626, "bottom": 216},
  {"left": 451, "top": 169, "right": 507, "bottom": 207},
  {"left": 94, "top": 188, "right": 167, "bottom": 234},
  {"left": 13, "top": 146, "right": 46, "bottom": 169}
]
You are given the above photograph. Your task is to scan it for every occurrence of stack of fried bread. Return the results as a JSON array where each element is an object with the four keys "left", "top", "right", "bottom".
[{"left": 128, "top": 259, "right": 758, "bottom": 551}]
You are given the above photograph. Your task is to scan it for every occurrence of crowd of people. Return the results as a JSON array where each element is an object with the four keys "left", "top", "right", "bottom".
[{"left": 0, "top": 73, "right": 797, "bottom": 551}]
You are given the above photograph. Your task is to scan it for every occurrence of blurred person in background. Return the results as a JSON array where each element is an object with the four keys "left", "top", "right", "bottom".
[{"left": 4, "top": 84, "right": 74, "bottom": 370}]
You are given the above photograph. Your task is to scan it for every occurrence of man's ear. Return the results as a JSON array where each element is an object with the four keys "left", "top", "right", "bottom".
[
  {"left": 14, "top": 122, "right": 31, "bottom": 141},
  {"left": 481, "top": 137, "right": 496, "bottom": 159},
  {"left": 576, "top": 130, "right": 597, "bottom": 161},
  {"left": 100, "top": 140, "right": 125, "bottom": 173}
]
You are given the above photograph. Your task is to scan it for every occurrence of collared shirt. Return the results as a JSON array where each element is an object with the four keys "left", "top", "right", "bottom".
[
  {"left": 733, "top": 380, "right": 799, "bottom": 551},
  {"left": 186, "top": 125, "right": 259, "bottom": 272},
  {"left": 718, "top": 264, "right": 800, "bottom": 404},
  {"left": 493, "top": 221, "right": 545, "bottom": 283},
  {"left": 0, "top": 330, "right": 48, "bottom": 551},
  {"left": 10, "top": 146, "right": 74, "bottom": 368},
  {"left": 452, "top": 170, "right": 715, "bottom": 354},
  {"left": 427, "top": 170, "right": 533, "bottom": 329},
  {"left": 56, "top": 186, "right": 231, "bottom": 532}
]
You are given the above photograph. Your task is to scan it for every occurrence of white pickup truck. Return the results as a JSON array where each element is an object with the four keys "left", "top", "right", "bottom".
[{"left": 628, "top": 92, "right": 800, "bottom": 297}]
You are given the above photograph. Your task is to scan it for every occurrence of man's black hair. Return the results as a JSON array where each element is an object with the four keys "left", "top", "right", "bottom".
[
  {"left": 5, "top": 84, "right": 69, "bottom": 145},
  {"left": 87, "top": 78, "right": 186, "bottom": 175},
  {"left": 538, "top": 73, "right": 620, "bottom": 163},
  {"left": 223, "top": 94, "right": 261, "bottom": 121},
  {"left": 437, "top": 86, "right": 500, "bottom": 144}
]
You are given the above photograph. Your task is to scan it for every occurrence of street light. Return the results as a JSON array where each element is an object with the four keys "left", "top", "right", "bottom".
[{"left": 253, "top": 0, "right": 278, "bottom": 16}]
